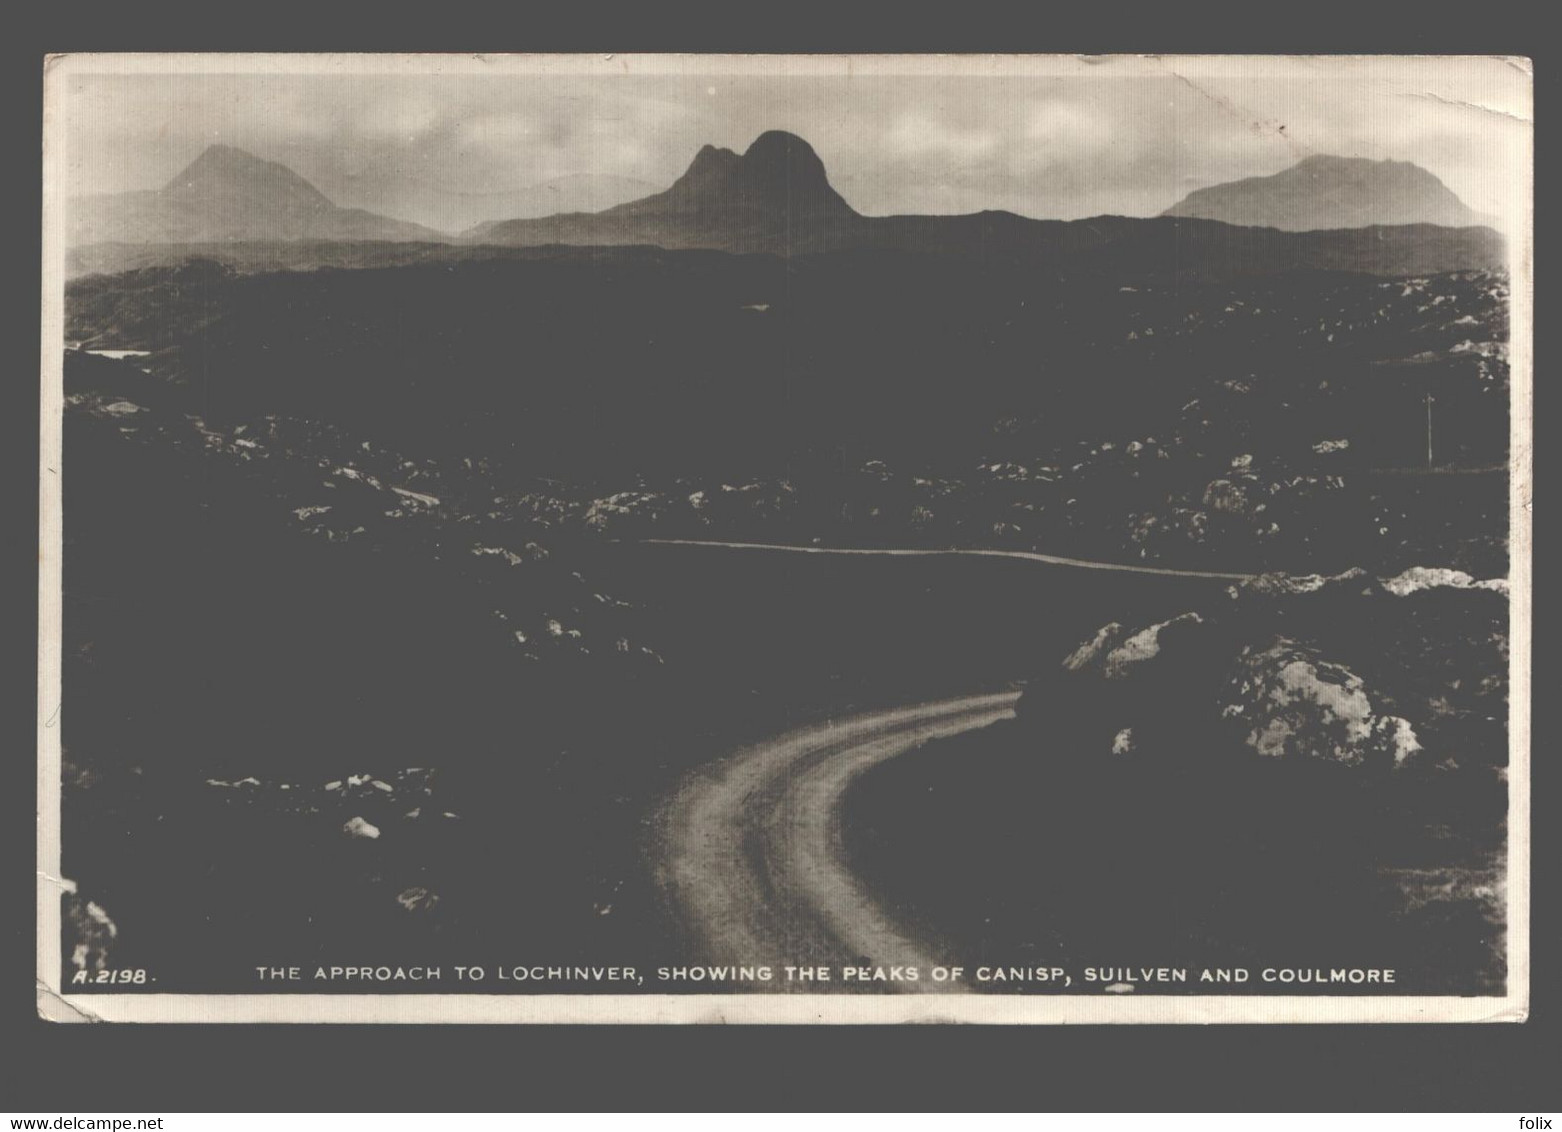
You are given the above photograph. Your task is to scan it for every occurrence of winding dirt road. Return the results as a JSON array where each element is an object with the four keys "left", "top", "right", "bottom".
[{"left": 653, "top": 691, "right": 1022, "bottom": 993}]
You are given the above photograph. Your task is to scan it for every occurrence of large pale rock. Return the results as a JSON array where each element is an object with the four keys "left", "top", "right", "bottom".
[
  {"left": 1062, "top": 622, "right": 1129, "bottom": 672},
  {"left": 343, "top": 816, "right": 381, "bottom": 840},
  {"left": 1380, "top": 567, "right": 1508, "bottom": 598},
  {"left": 1103, "top": 613, "right": 1206, "bottom": 679},
  {"left": 1225, "top": 639, "right": 1422, "bottom": 770}
]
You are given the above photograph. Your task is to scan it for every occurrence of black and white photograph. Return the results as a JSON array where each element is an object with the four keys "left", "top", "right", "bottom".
[{"left": 36, "top": 52, "right": 1532, "bottom": 1024}]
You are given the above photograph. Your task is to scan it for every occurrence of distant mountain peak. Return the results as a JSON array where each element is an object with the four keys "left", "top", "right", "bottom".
[
  {"left": 739, "top": 130, "right": 839, "bottom": 200},
  {"left": 166, "top": 145, "right": 332, "bottom": 207},
  {"left": 676, "top": 143, "right": 743, "bottom": 189},
  {"left": 1163, "top": 154, "right": 1480, "bottom": 231},
  {"left": 743, "top": 129, "right": 818, "bottom": 161},
  {"left": 71, "top": 145, "right": 440, "bottom": 248},
  {"left": 692, "top": 142, "right": 740, "bottom": 163},
  {"left": 605, "top": 130, "right": 857, "bottom": 225}
]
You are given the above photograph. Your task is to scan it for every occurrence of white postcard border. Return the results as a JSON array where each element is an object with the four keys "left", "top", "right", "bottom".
[{"left": 37, "top": 52, "right": 1533, "bottom": 1025}]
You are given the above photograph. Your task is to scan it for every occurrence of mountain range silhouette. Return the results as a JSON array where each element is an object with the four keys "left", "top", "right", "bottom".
[{"left": 67, "top": 134, "right": 1504, "bottom": 278}]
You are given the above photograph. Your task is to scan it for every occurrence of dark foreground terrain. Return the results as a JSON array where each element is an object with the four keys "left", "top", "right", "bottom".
[
  {"left": 57, "top": 245, "right": 1511, "bottom": 995},
  {"left": 63, "top": 366, "right": 1216, "bottom": 990},
  {"left": 846, "top": 574, "right": 1509, "bottom": 995}
]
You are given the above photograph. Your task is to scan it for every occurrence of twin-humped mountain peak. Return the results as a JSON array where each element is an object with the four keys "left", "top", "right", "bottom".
[{"left": 606, "top": 130, "right": 858, "bottom": 221}]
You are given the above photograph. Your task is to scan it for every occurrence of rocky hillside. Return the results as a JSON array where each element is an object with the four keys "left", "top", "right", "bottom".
[{"left": 846, "top": 568, "right": 1509, "bottom": 994}]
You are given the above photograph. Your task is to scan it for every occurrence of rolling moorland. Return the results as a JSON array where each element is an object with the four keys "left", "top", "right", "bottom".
[
  {"left": 67, "top": 252, "right": 1509, "bottom": 576},
  {"left": 57, "top": 134, "right": 1514, "bottom": 994}
]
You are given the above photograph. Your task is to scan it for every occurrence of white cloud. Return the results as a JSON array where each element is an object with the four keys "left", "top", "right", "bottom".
[
  {"left": 1023, "top": 101, "right": 1113, "bottom": 152},
  {"left": 886, "top": 114, "right": 1000, "bottom": 162}
]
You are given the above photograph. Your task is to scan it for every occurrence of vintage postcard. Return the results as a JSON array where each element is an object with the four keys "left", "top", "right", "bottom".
[{"left": 38, "top": 53, "right": 1531, "bottom": 1023}]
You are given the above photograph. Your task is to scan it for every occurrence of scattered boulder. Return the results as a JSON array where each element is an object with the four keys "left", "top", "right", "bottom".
[
  {"left": 1023, "top": 612, "right": 1224, "bottom": 757},
  {"left": 1224, "top": 638, "right": 1422, "bottom": 770},
  {"left": 583, "top": 491, "right": 669, "bottom": 535},
  {"left": 1237, "top": 568, "right": 1371, "bottom": 599},
  {"left": 395, "top": 886, "right": 440, "bottom": 914},
  {"left": 1103, "top": 612, "right": 1205, "bottom": 679},
  {"left": 1062, "top": 622, "right": 1129, "bottom": 672},
  {"left": 343, "top": 816, "right": 381, "bottom": 840},
  {"left": 65, "top": 893, "right": 118, "bottom": 973},
  {"left": 1381, "top": 566, "right": 1508, "bottom": 598},
  {"left": 1203, "top": 475, "right": 1263, "bottom": 518}
]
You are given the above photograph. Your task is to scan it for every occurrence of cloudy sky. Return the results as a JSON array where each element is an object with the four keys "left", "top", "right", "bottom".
[{"left": 58, "top": 55, "right": 1531, "bottom": 234}]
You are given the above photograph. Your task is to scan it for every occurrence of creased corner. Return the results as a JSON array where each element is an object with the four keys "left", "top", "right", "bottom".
[
  {"left": 1480, "top": 1000, "right": 1530, "bottom": 1024},
  {"left": 1406, "top": 89, "right": 1532, "bottom": 126},
  {"left": 37, "top": 979, "right": 102, "bottom": 1024}
]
